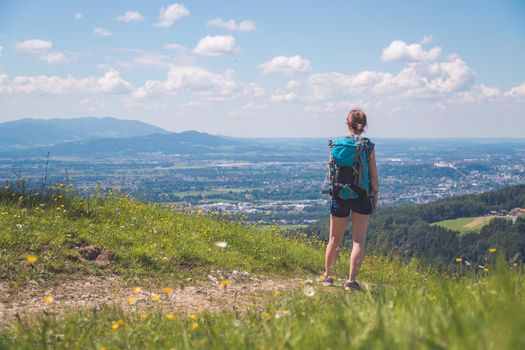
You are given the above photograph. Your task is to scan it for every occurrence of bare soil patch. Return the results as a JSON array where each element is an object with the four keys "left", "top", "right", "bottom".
[{"left": 0, "top": 272, "right": 304, "bottom": 325}]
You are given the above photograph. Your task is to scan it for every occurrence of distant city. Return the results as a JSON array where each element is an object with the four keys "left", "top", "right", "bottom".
[{"left": 1, "top": 118, "right": 524, "bottom": 225}]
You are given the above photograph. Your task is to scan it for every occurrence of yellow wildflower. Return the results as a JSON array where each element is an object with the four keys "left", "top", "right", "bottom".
[
  {"left": 488, "top": 247, "right": 497, "bottom": 253},
  {"left": 165, "top": 313, "right": 176, "bottom": 320},
  {"left": 43, "top": 295, "right": 54, "bottom": 303},
  {"left": 455, "top": 257, "right": 462, "bottom": 263},
  {"left": 132, "top": 287, "right": 142, "bottom": 294},
  {"left": 263, "top": 312, "right": 271, "bottom": 320},
  {"left": 220, "top": 279, "right": 230, "bottom": 288},
  {"left": 127, "top": 296, "right": 137, "bottom": 304},
  {"left": 151, "top": 294, "right": 161, "bottom": 302},
  {"left": 191, "top": 322, "right": 199, "bottom": 331},
  {"left": 162, "top": 287, "right": 173, "bottom": 295},
  {"left": 139, "top": 312, "right": 149, "bottom": 319},
  {"left": 274, "top": 289, "right": 281, "bottom": 297},
  {"left": 26, "top": 255, "right": 38, "bottom": 264}
]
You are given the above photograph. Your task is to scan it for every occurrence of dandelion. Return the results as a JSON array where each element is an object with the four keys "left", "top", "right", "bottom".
[
  {"left": 220, "top": 279, "right": 230, "bottom": 288},
  {"left": 303, "top": 285, "right": 316, "bottom": 297},
  {"left": 455, "top": 257, "right": 463, "bottom": 263},
  {"left": 127, "top": 296, "right": 137, "bottom": 304},
  {"left": 111, "top": 320, "right": 124, "bottom": 330},
  {"left": 215, "top": 241, "right": 228, "bottom": 249},
  {"left": 262, "top": 312, "right": 271, "bottom": 320},
  {"left": 162, "top": 287, "right": 173, "bottom": 295},
  {"left": 274, "top": 289, "right": 281, "bottom": 297},
  {"left": 191, "top": 322, "right": 199, "bottom": 331},
  {"left": 189, "top": 313, "right": 198, "bottom": 321},
  {"left": 165, "top": 314, "right": 176, "bottom": 320},
  {"left": 139, "top": 312, "right": 149, "bottom": 319},
  {"left": 489, "top": 247, "right": 497, "bottom": 253},
  {"left": 151, "top": 294, "right": 161, "bottom": 302},
  {"left": 26, "top": 255, "right": 38, "bottom": 264},
  {"left": 43, "top": 295, "right": 54, "bottom": 303},
  {"left": 99, "top": 346, "right": 107, "bottom": 350},
  {"left": 132, "top": 287, "right": 142, "bottom": 294}
]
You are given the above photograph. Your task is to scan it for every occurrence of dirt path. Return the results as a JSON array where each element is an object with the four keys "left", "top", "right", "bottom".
[{"left": 0, "top": 272, "right": 305, "bottom": 325}]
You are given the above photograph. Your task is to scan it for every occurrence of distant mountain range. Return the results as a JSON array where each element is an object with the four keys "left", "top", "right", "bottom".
[
  {"left": 0, "top": 117, "right": 169, "bottom": 149},
  {"left": 0, "top": 117, "right": 251, "bottom": 158}
]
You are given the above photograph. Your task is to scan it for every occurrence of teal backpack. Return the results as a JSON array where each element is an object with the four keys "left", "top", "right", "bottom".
[{"left": 323, "top": 136, "right": 371, "bottom": 201}]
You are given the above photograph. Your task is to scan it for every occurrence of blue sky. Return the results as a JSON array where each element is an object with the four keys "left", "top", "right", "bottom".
[{"left": 0, "top": 0, "right": 524, "bottom": 137}]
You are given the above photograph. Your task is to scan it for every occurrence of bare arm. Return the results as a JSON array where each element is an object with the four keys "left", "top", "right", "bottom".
[{"left": 368, "top": 150, "right": 379, "bottom": 210}]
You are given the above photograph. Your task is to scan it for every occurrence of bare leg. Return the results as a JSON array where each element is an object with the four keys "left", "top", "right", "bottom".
[
  {"left": 349, "top": 211, "right": 370, "bottom": 281},
  {"left": 324, "top": 214, "right": 348, "bottom": 277}
]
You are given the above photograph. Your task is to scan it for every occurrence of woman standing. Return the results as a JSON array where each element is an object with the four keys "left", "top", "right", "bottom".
[{"left": 319, "top": 109, "right": 379, "bottom": 290}]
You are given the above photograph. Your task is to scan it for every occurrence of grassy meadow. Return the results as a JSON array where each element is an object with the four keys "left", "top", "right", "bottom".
[
  {"left": 1, "top": 184, "right": 524, "bottom": 349},
  {"left": 431, "top": 216, "right": 495, "bottom": 234}
]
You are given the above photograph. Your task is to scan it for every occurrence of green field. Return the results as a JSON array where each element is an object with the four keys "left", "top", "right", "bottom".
[
  {"left": 431, "top": 216, "right": 496, "bottom": 233},
  {"left": 1, "top": 189, "right": 525, "bottom": 349}
]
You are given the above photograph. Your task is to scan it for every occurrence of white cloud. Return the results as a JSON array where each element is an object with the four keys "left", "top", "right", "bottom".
[
  {"left": 133, "top": 65, "right": 264, "bottom": 101},
  {"left": 455, "top": 84, "right": 502, "bottom": 102},
  {"left": 305, "top": 56, "right": 475, "bottom": 101},
  {"left": 73, "top": 12, "right": 83, "bottom": 20},
  {"left": 270, "top": 92, "right": 297, "bottom": 103},
  {"left": 420, "top": 35, "right": 433, "bottom": 45},
  {"left": 96, "top": 69, "right": 134, "bottom": 93},
  {"left": 0, "top": 45, "right": 3, "bottom": 57},
  {"left": 193, "top": 35, "right": 239, "bottom": 56},
  {"left": 78, "top": 98, "right": 106, "bottom": 112},
  {"left": 14, "top": 39, "right": 52, "bottom": 53},
  {"left": 115, "top": 11, "right": 144, "bottom": 23},
  {"left": 44, "top": 52, "right": 69, "bottom": 64},
  {"left": 164, "top": 43, "right": 186, "bottom": 51},
  {"left": 505, "top": 82, "right": 525, "bottom": 98},
  {"left": 155, "top": 3, "right": 189, "bottom": 28},
  {"left": 206, "top": 18, "right": 256, "bottom": 32},
  {"left": 381, "top": 40, "right": 441, "bottom": 62},
  {"left": 0, "top": 69, "right": 133, "bottom": 95},
  {"left": 287, "top": 80, "right": 300, "bottom": 88},
  {"left": 93, "top": 27, "right": 113, "bottom": 37},
  {"left": 259, "top": 55, "right": 311, "bottom": 75},
  {"left": 13, "top": 39, "right": 69, "bottom": 64}
]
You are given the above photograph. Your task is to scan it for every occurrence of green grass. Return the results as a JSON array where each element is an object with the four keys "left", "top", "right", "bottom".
[
  {"left": 0, "top": 191, "right": 324, "bottom": 286},
  {"left": 1, "top": 188, "right": 525, "bottom": 349},
  {"left": 431, "top": 216, "right": 495, "bottom": 234},
  {"left": 1, "top": 258, "right": 524, "bottom": 349}
]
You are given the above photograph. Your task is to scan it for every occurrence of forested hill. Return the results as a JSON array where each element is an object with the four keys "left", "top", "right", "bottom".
[{"left": 304, "top": 184, "right": 525, "bottom": 266}]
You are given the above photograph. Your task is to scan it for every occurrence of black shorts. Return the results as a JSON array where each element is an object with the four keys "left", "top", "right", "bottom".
[{"left": 330, "top": 196, "right": 374, "bottom": 217}]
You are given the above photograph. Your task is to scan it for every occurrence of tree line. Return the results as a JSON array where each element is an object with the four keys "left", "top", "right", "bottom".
[{"left": 304, "top": 184, "right": 525, "bottom": 266}]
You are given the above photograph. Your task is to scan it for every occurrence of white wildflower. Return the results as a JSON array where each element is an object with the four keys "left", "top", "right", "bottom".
[
  {"left": 303, "top": 285, "right": 316, "bottom": 297},
  {"left": 215, "top": 241, "right": 228, "bottom": 249}
]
